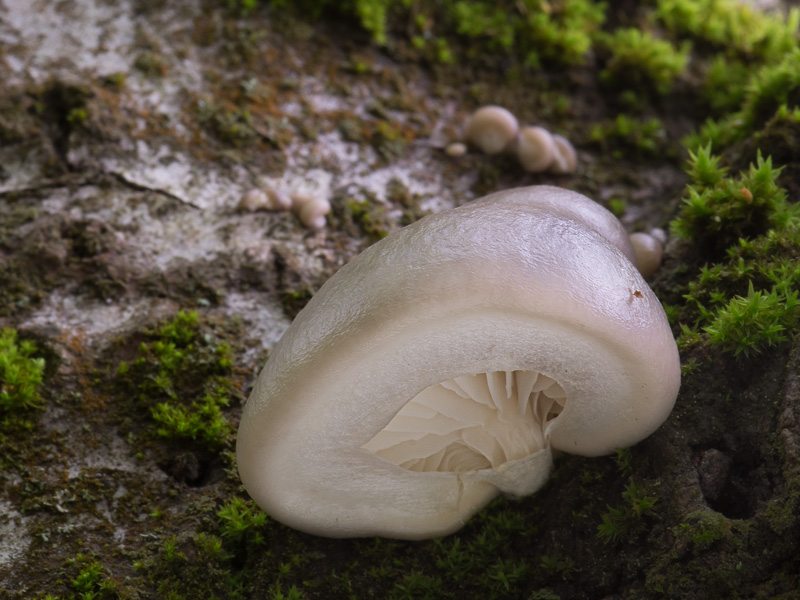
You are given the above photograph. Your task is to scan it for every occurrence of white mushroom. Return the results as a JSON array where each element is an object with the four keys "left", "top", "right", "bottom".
[
  {"left": 290, "top": 193, "right": 331, "bottom": 230},
  {"left": 649, "top": 227, "right": 668, "bottom": 246},
  {"left": 236, "top": 185, "right": 680, "bottom": 540},
  {"left": 237, "top": 188, "right": 268, "bottom": 212},
  {"left": 264, "top": 187, "right": 292, "bottom": 211},
  {"left": 445, "top": 142, "right": 468, "bottom": 157},
  {"left": 237, "top": 187, "right": 293, "bottom": 212},
  {"left": 464, "top": 106, "right": 519, "bottom": 155},
  {"left": 549, "top": 134, "right": 578, "bottom": 174},
  {"left": 630, "top": 231, "right": 665, "bottom": 279},
  {"left": 515, "top": 126, "right": 556, "bottom": 173}
]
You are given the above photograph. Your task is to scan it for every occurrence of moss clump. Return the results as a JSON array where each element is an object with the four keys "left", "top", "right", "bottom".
[
  {"left": 114, "top": 311, "right": 236, "bottom": 455},
  {"left": 596, "top": 28, "right": 690, "bottom": 95},
  {"left": 655, "top": 0, "right": 799, "bottom": 63},
  {"left": 264, "top": 0, "right": 605, "bottom": 68},
  {"left": 688, "top": 49, "right": 800, "bottom": 151},
  {"left": 448, "top": 0, "right": 605, "bottom": 67},
  {"left": 195, "top": 97, "right": 259, "bottom": 147},
  {"left": 703, "top": 282, "right": 799, "bottom": 357},
  {"left": 671, "top": 146, "right": 792, "bottom": 251},
  {"left": 596, "top": 472, "right": 659, "bottom": 545},
  {"left": 337, "top": 196, "right": 392, "bottom": 242},
  {"left": 0, "top": 329, "right": 45, "bottom": 415},
  {"left": 666, "top": 144, "right": 800, "bottom": 359},
  {"left": 588, "top": 115, "right": 669, "bottom": 160}
]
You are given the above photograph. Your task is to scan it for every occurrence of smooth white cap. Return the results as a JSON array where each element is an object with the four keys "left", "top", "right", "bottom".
[
  {"left": 464, "top": 106, "right": 519, "bottom": 155},
  {"left": 516, "top": 126, "right": 556, "bottom": 173},
  {"left": 237, "top": 185, "right": 680, "bottom": 540}
]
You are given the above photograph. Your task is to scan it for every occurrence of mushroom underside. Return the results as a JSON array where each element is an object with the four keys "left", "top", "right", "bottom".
[{"left": 362, "top": 370, "right": 565, "bottom": 481}]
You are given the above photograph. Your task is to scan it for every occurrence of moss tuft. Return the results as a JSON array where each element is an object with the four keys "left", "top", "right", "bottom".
[{"left": 0, "top": 329, "right": 45, "bottom": 414}]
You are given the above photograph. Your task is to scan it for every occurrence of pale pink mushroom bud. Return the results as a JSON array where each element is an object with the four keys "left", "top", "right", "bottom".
[
  {"left": 237, "top": 188, "right": 268, "bottom": 212},
  {"left": 516, "top": 126, "right": 556, "bottom": 173},
  {"left": 264, "top": 187, "right": 292, "bottom": 211},
  {"left": 629, "top": 232, "right": 664, "bottom": 279},
  {"left": 649, "top": 227, "right": 667, "bottom": 246},
  {"left": 464, "top": 106, "right": 519, "bottom": 155},
  {"left": 445, "top": 142, "right": 468, "bottom": 157},
  {"left": 549, "top": 134, "right": 578, "bottom": 174},
  {"left": 291, "top": 193, "right": 331, "bottom": 230}
]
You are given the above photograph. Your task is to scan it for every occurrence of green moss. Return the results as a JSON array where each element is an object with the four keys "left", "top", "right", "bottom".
[
  {"left": 113, "top": 311, "right": 237, "bottom": 454},
  {"left": 671, "top": 147, "right": 791, "bottom": 250},
  {"left": 151, "top": 387, "right": 232, "bottom": 450},
  {"left": 341, "top": 197, "right": 391, "bottom": 241},
  {"left": 688, "top": 49, "right": 800, "bottom": 151},
  {"left": 134, "top": 51, "right": 168, "bottom": 78},
  {"left": 279, "top": 287, "right": 314, "bottom": 319},
  {"left": 195, "top": 97, "right": 259, "bottom": 146},
  {"left": 264, "top": 0, "right": 605, "bottom": 68},
  {"left": 655, "top": 0, "right": 799, "bottom": 63},
  {"left": 668, "top": 144, "right": 800, "bottom": 358},
  {"left": 702, "top": 55, "right": 751, "bottom": 114},
  {"left": 597, "top": 478, "right": 659, "bottom": 544},
  {"left": 0, "top": 329, "right": 45, "bottom": 414},
  {"left": 596, "top": 28, "right": 689, "bottom": 95},
  {"left": 217, "top": 496, "right": 269, "bottom": 548},
  {"left": 704, "top": 282, "right": 799, "bottom": 357},
  {"left": 588, "top": 115, "right": 669, "bottom": 159}
]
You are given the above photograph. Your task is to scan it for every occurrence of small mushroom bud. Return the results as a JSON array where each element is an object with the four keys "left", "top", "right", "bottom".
[
  {"left": 264, "top": 187, "right": 292, "bottom": 211},
  {"left": 629, "top": 232, "right": 664, "bottom": 279},
  {"left": 464, "top": 106, "right": 519, "bottom": 155},
  {"left": 515, "top": 126, "right": 556, "bottom": 173},
  {"left": 291, "top": 193, "right": 331, "bottom": 230},
  {"left": 237, "top": 188, "right": 268, "bottom": 212},
  {"left": 549, "top": 134, "right": 578, "bottom": 174},
  {"left": 445, "top": 142, "right": 468, "bottom": 157},
  {"left": 649, "top": 227, "right": 667, "bottom": 246}
]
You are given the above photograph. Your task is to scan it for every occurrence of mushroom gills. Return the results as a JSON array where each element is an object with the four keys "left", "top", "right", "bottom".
[{"left": 362, "top": 370, "right": 565, "bottom": 478}]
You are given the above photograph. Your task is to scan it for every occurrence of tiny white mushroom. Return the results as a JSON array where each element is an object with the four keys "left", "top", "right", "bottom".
[
  {"left": 291, "top": 193, "right": 331, "bottom": 230},
  {"left": 237, "top": 185, "right": 680, "bottom": 539},
  {"left": 515, "top": 126, "right": 556, "bottom": 173},
  {"left": 237, "top": 188, "right": 268, "bottom": 212},
  {"left": 630, "top": 231, "right": 665, "bottom": 279},
  {"left": 549, "top": 134, "right": 578, "bottom": 174},
  {"left": 649, "top": 227, "right": 668, "bottom": 246},
  {"left": 264, "top": 187, "right": 292, "bottom": 211},
  {"left": 445, "top": 142, "right": 468, "bottom": 157},
  {"left": 464, "top": 106, "right": 519, "bottom": 155}
]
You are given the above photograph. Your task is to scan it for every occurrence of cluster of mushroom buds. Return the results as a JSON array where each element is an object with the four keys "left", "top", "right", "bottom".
[
  {"left": 448, "top": 105, "right": 577, "bottom": 175},
  {"left": 237, "top": 187, "right": 331, "bottom": 230}
]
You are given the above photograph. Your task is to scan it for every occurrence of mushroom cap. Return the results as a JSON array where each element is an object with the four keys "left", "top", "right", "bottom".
[
  {"left": 630, "top": 231, "right": 664, "bottom": 279},
  {"left": 516, "top": 126, "right": 556, "bottom": 173},
  {"left": 445, "top": 141, "right": 468, "bottom": 157},
  {"left": 464, "top": 106, "right": 519, "bottom": 155},
  {"left": 236, "top": 185, "right": 680, "bottom": 539},
  {"left": 237, "top": 188, "right": 268, "bottom": 212},
  {"left": 291, "top": 193, "right": 331, "bottom": 229},
  {"left": 264, "top": 187, "right": 292, "bottom": 211},
  {"left": 549, "top": 134, "right": 578, "bottom": 174}
]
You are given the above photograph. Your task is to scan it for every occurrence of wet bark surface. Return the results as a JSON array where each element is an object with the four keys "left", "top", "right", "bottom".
[{"left": 0, "top": 1, "right": 798, "bottom": 598}]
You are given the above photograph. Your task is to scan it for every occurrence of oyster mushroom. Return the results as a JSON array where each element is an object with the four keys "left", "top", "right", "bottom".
[{"left": 236, "top": 185, "right": 680, "bottom": 539}]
